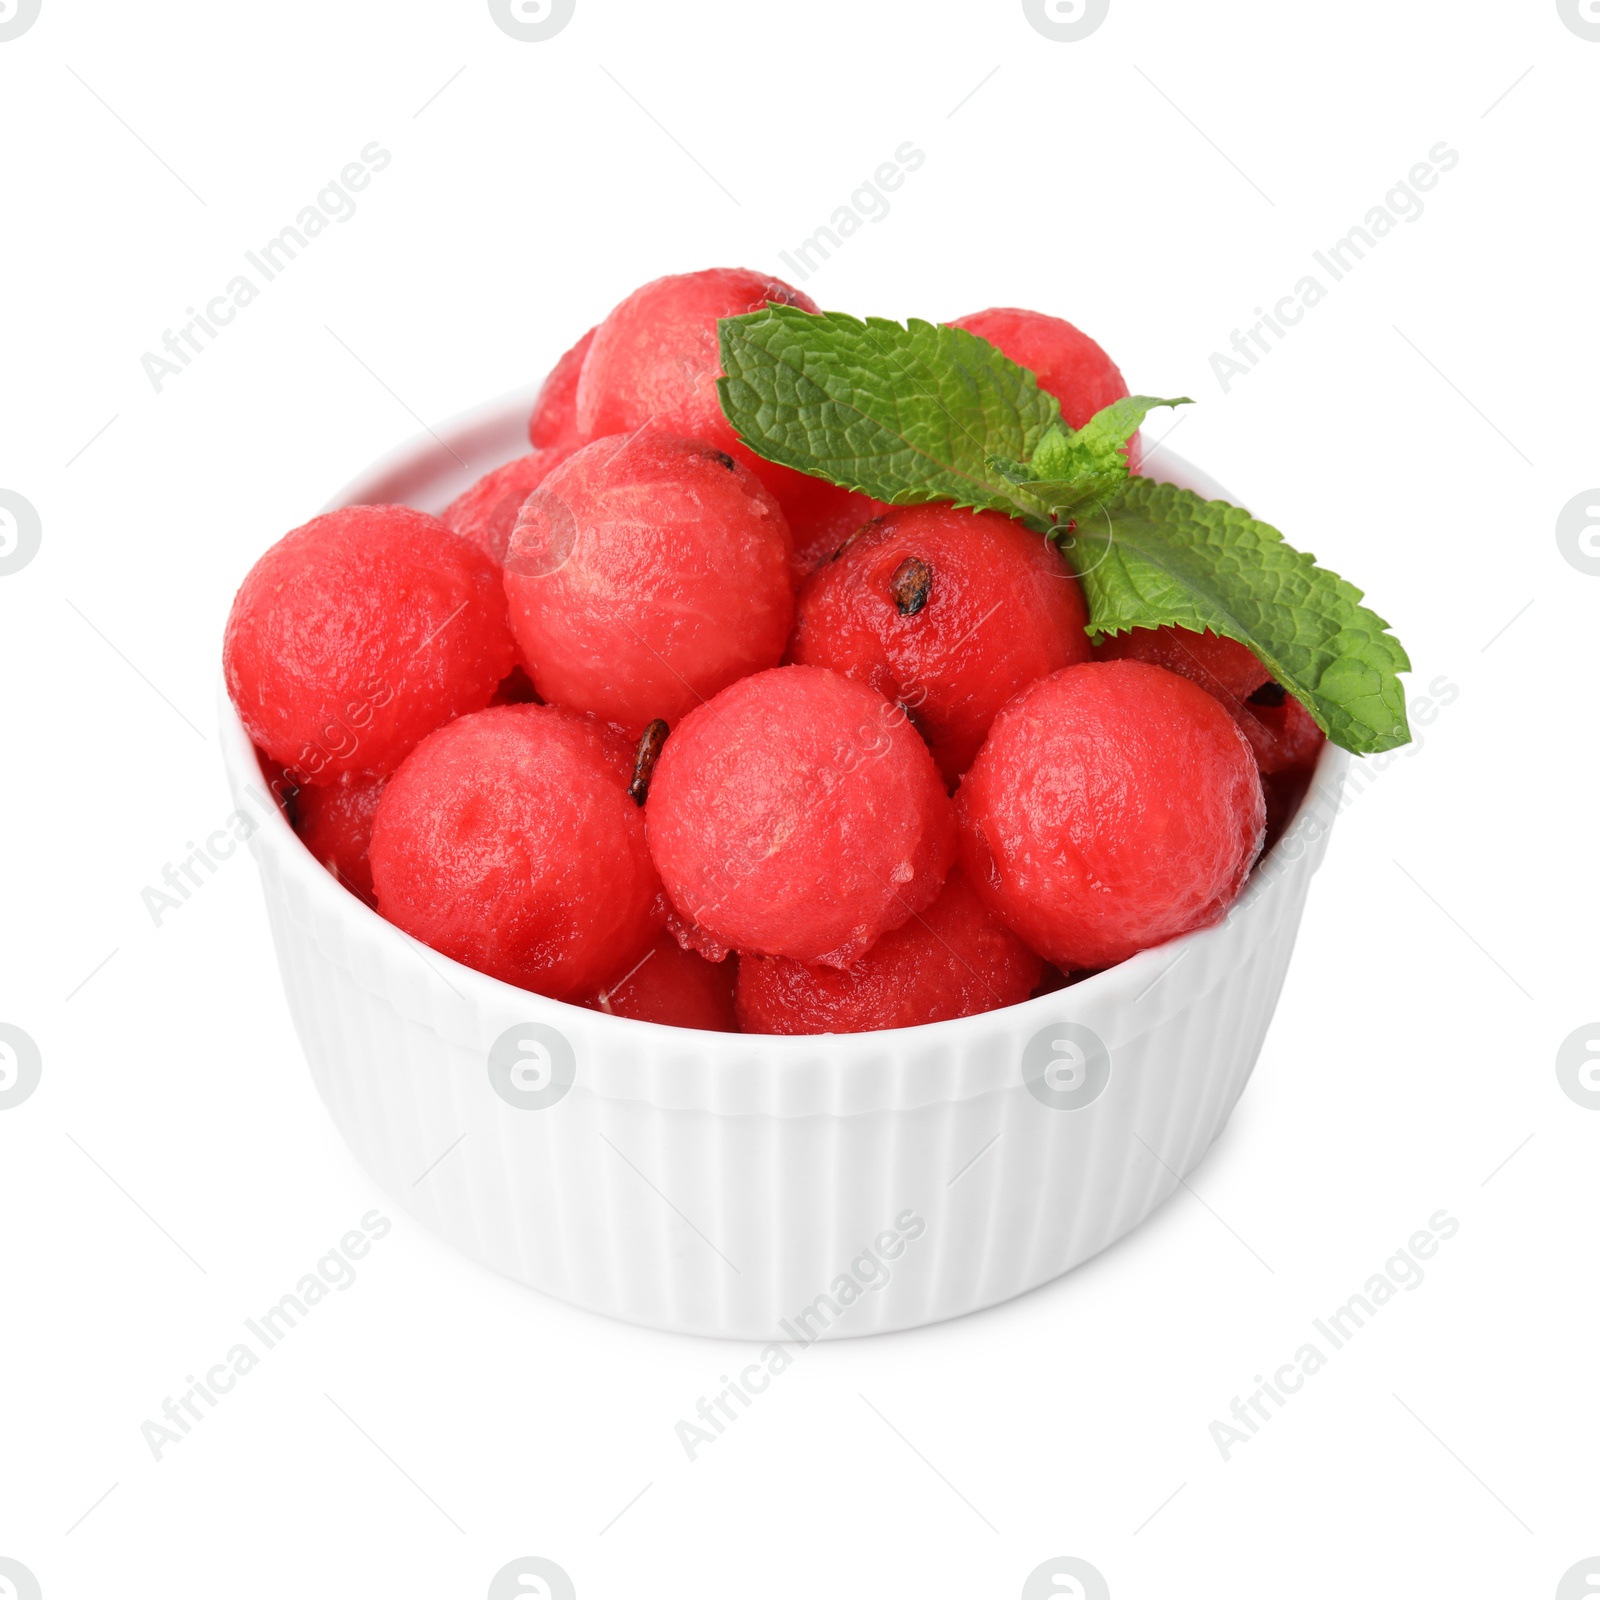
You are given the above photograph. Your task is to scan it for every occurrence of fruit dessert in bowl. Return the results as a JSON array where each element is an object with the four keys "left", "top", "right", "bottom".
[{"left": 219, "top": 269, "right": 1408, "bottom": 1338}]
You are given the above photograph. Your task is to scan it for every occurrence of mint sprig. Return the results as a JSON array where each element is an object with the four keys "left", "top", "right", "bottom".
[
  {"left": 718, "top": 306, "right": 1411, "bottom": 755},
  {"left": 716, "top": 308, "right": 1058, "bottom": 515},
  {"left": 996, "top": 395, "right": 1191, "bottom": 520}
]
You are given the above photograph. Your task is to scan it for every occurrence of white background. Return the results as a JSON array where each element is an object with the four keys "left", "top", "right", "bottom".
[{"left": 2, "top": 1, "right": 1596, "bottom": 1596}]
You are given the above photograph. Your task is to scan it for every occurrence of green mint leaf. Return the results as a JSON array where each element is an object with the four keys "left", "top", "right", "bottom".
[
  {"left": 1026, "top": 424, "right": 1077, "bottom": 482},
  {"left": 1069, "top": 479, "right": 1412, "bottom": 754},
  {"left": 984, "top": 452, "right": 1034, "bottom": 488},
  {"left": 1031, "top": 395, "right": 1189, "bottom": 479},
  {"left": 717, "top": 307, "right": 1060, "bottom": 522},
  {"left": 1024, "top": 395, "right": 1190, "bottom": 516}
]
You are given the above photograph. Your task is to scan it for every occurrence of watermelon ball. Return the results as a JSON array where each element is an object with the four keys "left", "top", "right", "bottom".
[
  {"left": 958, "top": 660, "right": 1265, "bottom": 970},
  {"left": 590, "top": 930, "right": 738, "bottom": 1032},
  {"left": 527, "top": 325, "right": 595, "bottom": 451},
  {"left": 949, "top": 306, "right": 1138, "bottom": 468},
  {"left": 577, "top": 269, "right": 814, "bottom": 449},
  {"left": 1239, "top": 687, "right": 1326, "bottom": 777},
  {"left": 736, "top": 866, "right": 1041, "bottom": 1035},
  {"left": 781, "top": 476, "right": 891, "bottom": 575},
  {"left": 790, "top": 503, "right": 1093, "bottom": 783},
  {"left": 504, "top": 430, "right": 795, "bottom": 738},
  {"left": 645, "top": 665, "right": 956, "bottom": 968},
  {"left": 1093, "top": 625, "right": 1268, "bottom": 701},
  {"left": 224, "top": 505, "right": 517, "bottom": 784},
  {"left": 576, "top": 267, "right": 832, "bottom": 509},
  {"left": 293, "top": 774, "right": 386, "bottom": 908},
  {"left": 1094, "top": 626, "right": 1325, "bottom": 776},
  {"left": 369, "top": 704, "right": 664, "bottom": 1000},
  {"left": 441, "top": 449, "right": 571, "bottom": 567}
]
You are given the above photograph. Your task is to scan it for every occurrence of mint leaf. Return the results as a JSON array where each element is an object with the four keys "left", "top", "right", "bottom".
[
  {"left": 1071, "top": 479, "right": 1412, "bottom": 754},
  {"left": 719, "top": 308, "right": 1182, "bottom": 526},
  {"left": 717, "top": 307, "right": 1060, "bottom": 519},
  {"left": 983, "top": 451, "right": 1034, "bottom": 488},
  {"left": 1022, "top": 395, "right": 1189, "bottom": 517}
]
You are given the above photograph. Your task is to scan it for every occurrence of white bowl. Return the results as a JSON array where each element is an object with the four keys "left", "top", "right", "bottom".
[{"left": 218, "top": 389, "right": 1348, "bottom": 1340}]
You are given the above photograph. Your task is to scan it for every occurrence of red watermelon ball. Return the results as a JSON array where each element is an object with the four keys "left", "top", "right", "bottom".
[
  {"left": 1239, "top": 692, "right": 1325, "bottom": 777},
  {"left": 576, "top": 269, "right": 815, "bottom": 453},
  {"left": 735, "top": 866, "right": 1041, "bottom": 1034},
  {"left": 1093, "top": 625, "right": 1326, "bottom": 776},
  {"left": 224, "top": 505, "right": 518, "bottom": 784},
  {"left": 958, "top": 660, "right": 1265, "bottom": 970},
  {"left": 790, "top": 503, "right": 1092, "bottom": 783},
  {"left": 292, "top": 773, "right": 386, "bottom": 908},
  {"left": 527, "top": 325, "right": 595, "bottom": 452},
  {"left": 645, "top": 665, "right": 956, "bottom": 968},
  {"left": 777, "top": 473, "right": 890, "bottom": 577},
  {"left": 369, "top": 704, "right": 664, "bottom": 1001},
  {"left": 441, "top": 448, "right": 572, "bottom": 567},
  {"left": 589, "top": 930, "right": 738, "bottom": 1032},
  {"left": 504, "top": 430, "right": 795, "bottom": 738},
  {"left": 1093, "top": 624, "right": 1268, "bottom": 697}
]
